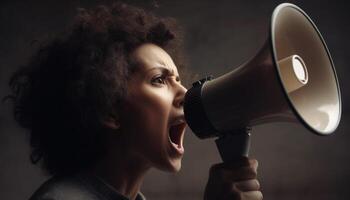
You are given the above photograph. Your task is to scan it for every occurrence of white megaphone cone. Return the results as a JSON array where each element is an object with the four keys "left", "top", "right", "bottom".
[{"left": 184, "top": 3, "right": 342, "bottom": 162}]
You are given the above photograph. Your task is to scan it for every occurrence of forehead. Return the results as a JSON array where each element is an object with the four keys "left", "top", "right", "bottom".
[{"left": 131, "top": 43, "right": 179, "bottom": 74}]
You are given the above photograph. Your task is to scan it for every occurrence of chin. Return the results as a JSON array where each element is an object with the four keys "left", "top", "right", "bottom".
[
  {"left": 155, "top": 157, "right": 182, "bottom": 173},
  {"left": 169, "top": 160, "right": 182, "bottom": 173}
]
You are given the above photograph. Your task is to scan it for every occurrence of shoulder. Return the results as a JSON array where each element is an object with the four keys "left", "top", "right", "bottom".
[
  {"left": 28, "top": 173, "right": 141, "bottom": 200},
  {"left": 29, "top": 175, "right": 100, "bottom": 200}
]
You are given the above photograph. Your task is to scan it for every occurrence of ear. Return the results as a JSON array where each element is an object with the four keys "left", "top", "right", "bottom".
[{"left": 102, "top": 114, "right": 120, "bottom": 130}]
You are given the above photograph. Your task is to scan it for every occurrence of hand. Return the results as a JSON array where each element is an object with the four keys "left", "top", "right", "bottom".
[{"left": 204, "top": 157, "right": 262, "bottom": 200}]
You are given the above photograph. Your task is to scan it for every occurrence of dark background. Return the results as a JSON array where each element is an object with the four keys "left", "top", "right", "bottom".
[{"left": 1, "top": 0, "right": 349, "bottom": 199}]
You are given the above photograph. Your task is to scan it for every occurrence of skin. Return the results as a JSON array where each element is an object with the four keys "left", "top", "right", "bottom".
[
  {"left": 90, "top": 43, "right": 187, "bottom": 200},
  {"left": 90, "top": 43, "right": 262, "bottom": 200},
  {"left": 205, "top": 158, "right": 263, "bottom": 200}
]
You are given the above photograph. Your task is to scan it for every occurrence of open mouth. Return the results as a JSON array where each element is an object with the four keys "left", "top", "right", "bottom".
[{"left": 168, "top": 121, "right": 186, "bottom": 154}]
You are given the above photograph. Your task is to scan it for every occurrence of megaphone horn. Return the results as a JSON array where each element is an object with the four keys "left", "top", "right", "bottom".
[{"left": 184, "top": 3, "right": 342, "bottom": 162}]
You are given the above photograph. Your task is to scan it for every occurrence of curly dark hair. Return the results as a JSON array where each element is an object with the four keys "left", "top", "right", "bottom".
[{"left": 7, "top": 2, "right": 185, "bottom": 175}]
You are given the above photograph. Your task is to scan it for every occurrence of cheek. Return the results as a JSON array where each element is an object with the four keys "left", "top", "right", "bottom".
[
  {"left": 123, "top": 87, "right": 173, "bottom": 142},
  {"left": 121, "top": 87, "right": 174, "bottom": 166}
]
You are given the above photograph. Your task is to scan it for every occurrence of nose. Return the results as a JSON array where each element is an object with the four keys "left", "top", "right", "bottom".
[{"left": 173, "top": 83, "right": 187, "bottom": 108}]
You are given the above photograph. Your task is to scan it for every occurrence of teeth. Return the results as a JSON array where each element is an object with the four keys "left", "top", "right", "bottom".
[
  {"left": 169, "top": 121, "right": 186, "bottom": 148},
  {"left": 168, "top": 117, "right": 186, "bottom": 153},
  {"left": 172, "top": 118, "right": 185, "bottom": 126}
]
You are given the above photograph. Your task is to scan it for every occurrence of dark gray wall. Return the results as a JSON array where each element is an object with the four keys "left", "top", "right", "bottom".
[{"left": 1, "top": 0, "right": 349, "bottom": 200}]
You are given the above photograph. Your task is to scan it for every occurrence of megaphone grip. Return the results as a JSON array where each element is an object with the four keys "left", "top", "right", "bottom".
[{"left": 215, "top": 128, "right": 251, "bottom": 162}]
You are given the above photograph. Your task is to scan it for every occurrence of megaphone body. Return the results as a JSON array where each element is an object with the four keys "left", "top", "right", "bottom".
[{"left": 184, "top": 3, "right": 341, "bottom": 162}]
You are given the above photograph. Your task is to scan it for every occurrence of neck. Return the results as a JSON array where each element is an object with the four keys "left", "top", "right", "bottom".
[{"left": 88, "top": 141, "right": 150, "bottom": 200}]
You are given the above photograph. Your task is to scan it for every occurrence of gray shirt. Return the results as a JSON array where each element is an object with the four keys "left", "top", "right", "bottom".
[{"left": 29, "top": 173, "right": 146, "bottom": 200}]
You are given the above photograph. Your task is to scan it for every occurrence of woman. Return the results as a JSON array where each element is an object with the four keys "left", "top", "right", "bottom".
[{"left": 9, "top": 2, "right": 262, "bottom": 200}]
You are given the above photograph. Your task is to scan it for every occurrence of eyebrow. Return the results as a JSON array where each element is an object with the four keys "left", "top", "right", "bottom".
[{"left": 147, "top": 66, "right": 179, "bottom": 78}]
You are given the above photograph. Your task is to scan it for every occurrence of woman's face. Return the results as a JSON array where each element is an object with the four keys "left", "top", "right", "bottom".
[{"left": 119, "top": 43, "right": 187, "bottom": 172}]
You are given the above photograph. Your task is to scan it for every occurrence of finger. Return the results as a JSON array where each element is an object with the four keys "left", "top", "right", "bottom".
[
  {"left": 240, "top": 191, "right": 263, "bottom": 200},
  {"left": 212, "top": 165, "right": 258, "bottom": 181},
  {"left": 211, "top": 157, "right": 252, "bottom": 169},
  {"left": 210, "top": 158, "right": 258, "bottom": 174},
  {"left": 227, "top": 158, "right": 258, "bottom": 171},
  {"left": 213, "top": 158, "right": 258, "bottom": 172},
  {"left": 234, "top": 179, "right": 260, "bottom": 191}
]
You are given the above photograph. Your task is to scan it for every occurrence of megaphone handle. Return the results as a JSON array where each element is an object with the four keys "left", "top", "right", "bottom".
[{"left": 215, "top": 128, "right": 251, "bottom": 162}]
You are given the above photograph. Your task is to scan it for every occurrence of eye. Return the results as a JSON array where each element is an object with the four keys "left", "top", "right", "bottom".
[{"left": 151, "top": 75, "right": 166, "bottom": 85}]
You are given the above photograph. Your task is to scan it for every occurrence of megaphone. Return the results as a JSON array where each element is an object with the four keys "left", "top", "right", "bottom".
[{"left": 184, "top": 3, "right": 342, "bottom": 162}]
